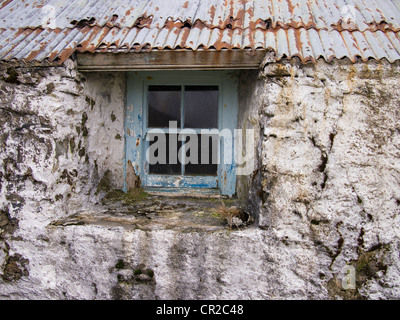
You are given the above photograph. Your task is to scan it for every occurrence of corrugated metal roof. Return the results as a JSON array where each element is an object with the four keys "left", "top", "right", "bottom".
[
  {"left": 2, "top": 0, "right": 400, "bottom": 31},
  {"left": 1, "top": 0, "right": 400, "bottom": 64}
]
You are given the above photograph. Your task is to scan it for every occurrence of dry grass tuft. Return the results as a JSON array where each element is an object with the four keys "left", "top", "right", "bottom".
[{"left": 215, "top": 200, "right": 246, "bottom": 229}]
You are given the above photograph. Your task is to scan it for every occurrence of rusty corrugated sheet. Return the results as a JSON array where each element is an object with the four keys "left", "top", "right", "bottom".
[{"left": 0, "top": 0, "right": 400, "bottom": 64}]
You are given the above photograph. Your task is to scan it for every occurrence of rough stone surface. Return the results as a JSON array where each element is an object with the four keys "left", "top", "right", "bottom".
[
  {"left": 1, "top": 58, "right": 400, "bottom": 299},
  {"left": 256, "top": 58, "right": 400, "bottom": 299},
  {"left": 83, "top": 72, "right": 126, "bottom": 190}
]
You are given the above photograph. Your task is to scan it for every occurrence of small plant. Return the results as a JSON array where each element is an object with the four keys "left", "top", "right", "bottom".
[
  {"left": 115, "top": 259, "right": 125, "bottom": 270},
  {"left": 214, "top": 200, "right": 246, "bottom": 229}
]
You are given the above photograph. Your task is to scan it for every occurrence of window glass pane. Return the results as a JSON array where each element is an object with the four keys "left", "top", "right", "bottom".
[
  {"left": 184, "top": 86, "right": 218, "bottom": 128},
  {"left": 184, "top": 134, "right": 218, "bottom": 176},
  {"left": 149, "top": 134, "right": 182, "bottom": 175},
  {"left": 148, "top": 85, "right": 181, "bottom": 128}
]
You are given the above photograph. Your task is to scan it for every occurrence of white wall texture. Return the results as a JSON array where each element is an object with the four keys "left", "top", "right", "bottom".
[{"left": 0, "top": 57, "right": 400, "bottom": 299}]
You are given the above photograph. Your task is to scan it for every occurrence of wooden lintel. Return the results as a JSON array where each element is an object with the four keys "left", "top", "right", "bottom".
[{"left": 76, "top": 50, "right": 266, "bottom": 71}]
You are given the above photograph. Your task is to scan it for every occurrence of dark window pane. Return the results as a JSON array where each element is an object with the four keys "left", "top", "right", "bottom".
[
  {"left": 184, "top": 86, "right": 218, "bottom": 128},
  {"left": 184, "top": 134, "right": 218, "bottom": 176},
  {"left": 149, "top": 134, "right": 182, "bottom": 175},
  {"left": 148, "top": 86, "right": 181, "bottom": 128}
]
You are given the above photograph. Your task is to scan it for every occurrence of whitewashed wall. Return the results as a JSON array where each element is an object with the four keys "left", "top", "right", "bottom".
[{"left": 1, "top": 57, "right": 400, "bottom": 299}]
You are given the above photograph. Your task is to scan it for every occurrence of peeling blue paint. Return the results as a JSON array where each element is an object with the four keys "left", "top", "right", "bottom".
[{"left": 125, "top": 71, "right": 238, "bottom": 196}]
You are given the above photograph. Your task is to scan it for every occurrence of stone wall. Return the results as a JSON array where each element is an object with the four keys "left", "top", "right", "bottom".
[
  {"left": 83, "top": 71, "right": 126, "bottom": 190},
  {"left": 1, "top": 57, "right": 400, "bottom": 299},
  {"left": 256, "top": 58, "right": 400, "bottom": 299},
  {"left": 0, "top": 60, "right": 126, "bottom": 297}
]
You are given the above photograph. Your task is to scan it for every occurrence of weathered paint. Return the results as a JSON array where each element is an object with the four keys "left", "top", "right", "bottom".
[
  {"left": 123, "top": 72, "right": 143, "bottom": 192},
  {"left": 125, "top": 70, "right": 238, "bottom": 196},
  {"left": 145, "top": 175, "right": 217, "bottom": 189}
]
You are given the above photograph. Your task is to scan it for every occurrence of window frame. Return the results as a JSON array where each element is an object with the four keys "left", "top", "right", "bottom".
[
  {"left": 144, "top": 82, "right": 222, "bottom": 189},
  {"left": 124, "top": 71, "right": 238, "bottom": 196}
]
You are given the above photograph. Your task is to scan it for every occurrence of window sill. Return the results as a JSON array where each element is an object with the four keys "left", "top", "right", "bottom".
[
  {"left": 144, "top": 187, "right": 224, "bottom": 198},
  {"left": 50, "top": 191, "right": 253, "bottom": 232}
]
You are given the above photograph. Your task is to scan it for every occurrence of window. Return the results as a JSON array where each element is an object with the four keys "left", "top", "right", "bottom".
[{"left": 125, "top": 71, "right": 238, "bottom": 196}]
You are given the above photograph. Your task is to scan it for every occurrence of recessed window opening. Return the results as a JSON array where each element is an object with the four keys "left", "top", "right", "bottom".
[
  {"left": 125, "top": 71, "right": 238, "bottom": 196},
  {"left": 147, "top": 85, "right": 219, "bottom": 177}
]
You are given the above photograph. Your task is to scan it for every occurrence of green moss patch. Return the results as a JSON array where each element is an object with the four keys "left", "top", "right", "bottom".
[{"left": 102, "top": 188, "right": 149, "bottom": 205}]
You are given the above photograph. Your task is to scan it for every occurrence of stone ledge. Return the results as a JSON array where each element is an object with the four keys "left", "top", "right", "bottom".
[{"left": 49, "top": 195, "right": 253, "bottom": 232}]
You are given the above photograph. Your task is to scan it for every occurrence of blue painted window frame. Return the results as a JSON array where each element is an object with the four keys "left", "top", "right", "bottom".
[{"left": 124, "top": 71, "right": 238, "bottom": 196}]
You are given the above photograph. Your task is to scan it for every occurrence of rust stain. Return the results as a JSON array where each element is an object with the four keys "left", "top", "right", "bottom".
[
  {"left": 165, "top": 19, "right": 184, "bottom": 30},
  {"left": 109, "top": 14, "right": 119, "bottom": 25},
  {"left": 208, "top": 5, "right": 216, "bottom": 22},
  {"left": 213, "top": 28, "right": 233, "bottom": 50},
  {"left": 15, "top": 28, "right": 28, "bottom": 37},
  {"left": 286, "top": 0, "right": 295, "bottom": 16},
  {"left": 48, "top": 49, "right": 59, "bottom": 61},
  {"left": 25, "top": 38, "right": 51, "bottom": 61},
  {"left": 173, "top": 25, "right": 181, "bottom": 35},
  {"left": 57, "top": 26, "right": 90, "bottom": 63},
  {"left": 25, "top": 48, "right": 41, "bottom": 61},
  {"left": 134, "top": 15, "right": 153, "bottom": 28},
  {"left": 177, "top": 26, "right": 190, "bottom": 48},
  {"left": 77, "top": 26, "right": 108, "bottom": 53},
  {"left": 35, "top": 0, "right": 45, "bottom": 9},
  {"left": 194, "top": 19, "right": 206, "bottom": 30},
  {"left": 233, "top": 2, "right": 244, "bottom": 29},
  {"left": 136, "top": 138, "right": 140, "bottom": 147},
  {"left": 183, "top": 1, "right": 189, "bottom": 9},
  {"left": 245, "top": 12, "right": 255, "bottom": 30},
  {"left": 0, "top": 0, "right": 12, "bottom": 9}
]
